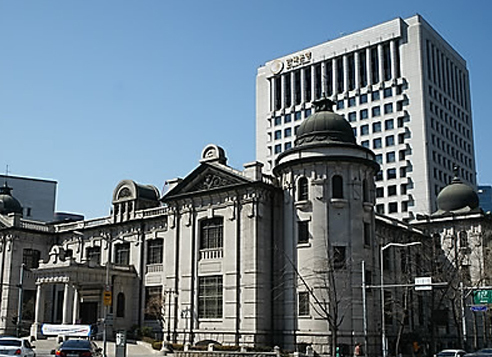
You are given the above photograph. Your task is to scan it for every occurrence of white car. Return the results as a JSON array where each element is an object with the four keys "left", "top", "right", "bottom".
[
  {"left": 0, "top": 337, "right": 35, "bottom": 357},
  {"left": 437, "top": 349, "right": 467, "bottom": 357}
]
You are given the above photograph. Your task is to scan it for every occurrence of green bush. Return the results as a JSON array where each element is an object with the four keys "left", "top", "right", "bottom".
[
  {"left": 140, "top": 326, "right": 154, "bottom": 338},
  {"left": 152, "top": 341, "right": 163, "bottom": 350}
]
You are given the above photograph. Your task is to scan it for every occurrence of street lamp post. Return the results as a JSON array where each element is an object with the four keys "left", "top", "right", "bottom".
[{"left": 380, "top": 241, "right": 421, "bottom": 357}]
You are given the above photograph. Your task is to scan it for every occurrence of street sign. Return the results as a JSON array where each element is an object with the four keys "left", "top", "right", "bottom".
[
  {"left": 415, "top": 277, "right": 432, "bottom": 291},
  {"left": 473, "top": 290, "right": 492, "bottom": 304},
  {"left": 103, "top": 291, "right": 112, "bottom": 306},
  {"left": 470, "top": 305, "right": 488, "bottom": 312}
]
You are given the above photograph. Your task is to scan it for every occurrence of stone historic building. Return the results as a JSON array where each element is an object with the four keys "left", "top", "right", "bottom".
[{"left": 0, "top": 100, "right": 490, "bottom": 355}]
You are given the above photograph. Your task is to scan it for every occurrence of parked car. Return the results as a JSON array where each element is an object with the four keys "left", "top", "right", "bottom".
[
  {"left": 464, "top": 349, "right": 492, "bottom": 357},
  {"left": 0, "top": 337, "right": 36, "bottom": 357},
  {"left": 52, "top": 339, "right": 102, "bottom": 357}
]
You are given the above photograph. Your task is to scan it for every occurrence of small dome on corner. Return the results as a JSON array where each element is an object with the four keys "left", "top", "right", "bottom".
[
  {"left": 0, "top": 183, "right": 23, "bottom": 216},
  {"left": 435, "top": 170, "right": 479, "bottom": 214}
]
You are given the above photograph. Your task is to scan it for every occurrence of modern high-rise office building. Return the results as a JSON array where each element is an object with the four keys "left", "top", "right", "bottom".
[{"left": 256, "top": 14, "right": 476, "bottom": 220}]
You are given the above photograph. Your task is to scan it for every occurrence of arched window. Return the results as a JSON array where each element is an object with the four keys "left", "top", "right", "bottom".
[
  {"left": 298, "top": 177, "right": 309, "bottom": 201},
  {"left": 116, "top": 292, "right": 125, "bottom": 317},
  {"left": 332, "top": 175, "right": 344, "bottom": 198}
]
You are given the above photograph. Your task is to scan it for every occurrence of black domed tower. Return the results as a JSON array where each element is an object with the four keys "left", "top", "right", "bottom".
[
  {"left": 433, "top": 167, "right": 480, "bottom": 216},
  {"left": 0, "top": 182, "right": 23, "bottom": 216},
  {"left": 272, "top": 97, "right": 379, "bottom": 353}
]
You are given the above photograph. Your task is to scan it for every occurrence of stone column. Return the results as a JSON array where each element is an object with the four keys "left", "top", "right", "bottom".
[
  {"left": 354, "top": 51, "right": 360, "bottom": 89},
  {"left": 390, "top": 40, "right": 398, "bottom": 80},
  {"left": 300, "top": 67, "right": 305, "bottom": 103},
  {"left": 377, "top": 43, "right": 384, "bottom": 84},
  {"left": 320, "top": 61, "right": 326, "bottom": 97},
  {"left": 72, "top": 286, "right": 80, "bottom": 324},
  {"left": 332, "top": 58, "right": 338, "bottom": 95},
  {"left": 31, "top": 283, "right": 44, "bottom": 339},
  {"left": 62, "top": 283, "right": 71, "bottom": 324},
  {"left": 343, "top": 54, "right": 349, "bottom": 93},
  {"left": 281, "top": 74, "right": 286, "bottom": 108},
  {"left": 34, "top": 284, "right": 44, "bottom": 324}
]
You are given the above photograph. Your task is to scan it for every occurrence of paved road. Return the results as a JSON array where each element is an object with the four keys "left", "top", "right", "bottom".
[{"left": 33, "top": 338, "right": 163, "bottom": 357}]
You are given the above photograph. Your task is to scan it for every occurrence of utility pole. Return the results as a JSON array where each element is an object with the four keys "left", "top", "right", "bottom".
[{"left": 16, "top": 263, "right": 26, "bottom": 337}]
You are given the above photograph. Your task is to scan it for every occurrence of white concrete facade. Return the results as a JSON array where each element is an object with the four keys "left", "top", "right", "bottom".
[{"left": 256, "top": 15, "right": 476, "bottom": 221}]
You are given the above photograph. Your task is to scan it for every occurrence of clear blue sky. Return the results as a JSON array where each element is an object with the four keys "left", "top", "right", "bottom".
[{"left": 1, "top": 0, "right": 491, "bottom": 219}]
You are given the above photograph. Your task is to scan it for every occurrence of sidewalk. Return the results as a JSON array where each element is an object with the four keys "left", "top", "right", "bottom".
[{"left": 34, "top": 337, "right": 162, "bottom": 356}]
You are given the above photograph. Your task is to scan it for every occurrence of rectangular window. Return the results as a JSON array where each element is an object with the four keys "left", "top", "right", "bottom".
[
  {"left": 333, "top": 246, "right": 346, "bottom": 269},
  {"left": 114, "top": 243, "right": 130, "bottom": 265},
  {"left": 364, "top": 223, "right": 371, "bottom": 246},
  {"left": 274, "top": 144, "right": 282, "bottom": 154},
  {"left": 372, "top": 106, "right": 381, "bottom": 117},
  {"left": 348, "top": 97, "right": 356, "bottom": 107},
  {"left": 371, "top": 90, "right": 380, "bottom": 101},
  {"left": 23, "top": 249, "right": 41, "bottom": 269},
  {"left": 376, "top": 204, "right": 385, "bottom": 214},
  {"left": 399, "top": 150, "right": 406, "bottom": 161},
  {"left": 388, "top": 185, "right": 397, "bottom": 196},
  {"left": 384, "top": 119, "right": 394, "bottom": 130},
  {"left": 285, "top": 142, "right": 292, "bottom": 150},
  {"left": 360, "top": 93, "right": 368, "bottom": 104},
  {"left": 274, "top": 130, "right": 282, "bottom": 140},
  {"left": 348, "top": 112, "right": 357, "bottom": 122},
  {"left": 298, "top": 292, "right": 310, "bottom": 316},
  {"left": 200, "top": 218, "right": 223, "bottom": 250},
  {"left": 384, "top": 103, "right": 393, "bottom": 114},
  {"left": 373, "top": 122, "right": 382, "bottom": 132},
  {"left": 86, "top": 247, "right": 101, "bottom": 265},
  {"left": 144, "top": 286, "right": 163, "bottom": 320},
  {"left": 385, "top": 136, "right": 395, "bottom": 146},
  {"left": 147, "top": 239, "right": 163, "bottom": 265},
  {"left": 361, "top": 140, "right": 369, "bottom": 148},
  {"left": 388, "top": 202, "right": 398, "bottom": 213},
  {"left": 274, "top": 116, "right": 282, "bottom": 126},
  {"left": 336, "top": 100, "right": 344, "bottom": 110},
  {"left": 375, "top": 154, "right": 383, "bottom": 164},
  {"left": 376, "top": 187, "right": 384, "bottom": 198},
  {"left": 387, "top": 168, "right": 397, "bottom": 179},
  {"left": 284, "top": 128, "right": 292, "bottom": 137},
  {"left": 386, "top": 152, "right": 395, "bottom": 163},
  {"left": 383, "top": 88, "right": 393, "bottom": 98},
  {"left": 375, "top": 171, "right": 383, "bottom": 181},
  {"left": 373, "top": 138, "right": 382, "bottom": 149},
  {"left": 401, "top": 184, "right": 408, "bottom": 195},
  {"left": 298, "top": 221, "right": 309, "bottom": 244},
  {"left": 360, "top": 125, "right": 369, "bottom": 136},
  {"left": 295, "top": 111, "right": 302, "bottom": 121},
  {"left": 305, "top": 109, "right": 312, "bottom": 117},
  {"left": 198, "top": 276, "right": 223, "bottom": 319},
  {"left": 397, "top": 117, "right": 405, "bottom": 128},
  {"left": 360, "top": 109, "right": 369, "bottom": 120},
  {"left": 284, "top": 114, "right": 292, "bottom": 123}
]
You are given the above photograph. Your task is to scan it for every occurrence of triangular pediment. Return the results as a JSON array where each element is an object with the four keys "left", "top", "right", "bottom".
[{"left": 164, "top": 163, "right": 251, "bottom": 199}]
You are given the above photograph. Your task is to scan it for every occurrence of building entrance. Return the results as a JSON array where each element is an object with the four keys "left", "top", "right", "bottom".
[{"left": 79, "top": 302, "right": 98, "bottom": 324}]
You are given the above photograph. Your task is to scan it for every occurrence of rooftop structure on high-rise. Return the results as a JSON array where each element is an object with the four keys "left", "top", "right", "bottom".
[{"left": 256, "top": 14, "right": 476, "bottom": 220}]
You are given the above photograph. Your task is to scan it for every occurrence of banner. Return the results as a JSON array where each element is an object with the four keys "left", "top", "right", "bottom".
[{"left": 41, "top": 324, "right": 91, "bottom": 337}]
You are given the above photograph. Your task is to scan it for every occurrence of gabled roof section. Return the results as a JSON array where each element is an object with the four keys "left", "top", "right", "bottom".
[{"left": 163, "top": 162, "right": 254, "bottom": 201}]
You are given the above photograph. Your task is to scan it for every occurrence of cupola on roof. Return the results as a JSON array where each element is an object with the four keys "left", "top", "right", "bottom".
[
  {"left": 295, "top": 96, "right": 357, "bottom": 147},
  {"left": 0, "top": 182, "right": 23, "bottom": 216},
  {"left": 435, "top": 168, "right": 480, "bottom": 214}
]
